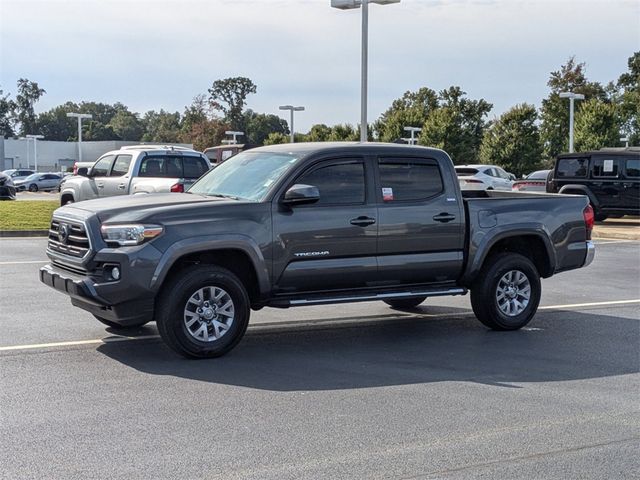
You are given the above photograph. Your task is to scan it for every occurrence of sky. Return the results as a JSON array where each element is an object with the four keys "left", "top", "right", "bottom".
[{"left": 1, "top": 0, "right": 638, "bottom": 133}]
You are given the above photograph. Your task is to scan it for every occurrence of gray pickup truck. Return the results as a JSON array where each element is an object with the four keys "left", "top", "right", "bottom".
[
  {"left": 59, "top": 145, "right": 211, "bottom": 205},
  {"left": 40, "top": 143, "right": 595, "bottom": 358}
]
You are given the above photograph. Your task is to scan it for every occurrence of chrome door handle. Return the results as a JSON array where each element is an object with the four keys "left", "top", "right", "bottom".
[
  {"left": 118, "top": 184, "right": 126, "bottom": 189},
  {"left": 97, "top": 183, "right": 104, "bottom": 188}
]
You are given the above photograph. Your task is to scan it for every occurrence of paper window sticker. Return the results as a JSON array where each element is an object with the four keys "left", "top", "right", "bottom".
[
  {"left": 382, "top": 187, "right": 393, "bottom": 201},
  {"left": 603, "top": 159, "right": 614, "bottom": 172}
]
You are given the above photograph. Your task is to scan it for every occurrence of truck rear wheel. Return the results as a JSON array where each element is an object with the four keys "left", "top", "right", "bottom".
[
  {"left": 383, "top": 297, "right": 427, "bottom": 309},
  {"left": 470, "top": 253, "right": 541, "bottom": 331},
  {"left": 93, "top": 315, "right": 149, "bottom": 330},
  {"left": 155, "top": 265, "right": 250, "bottom": 358}
]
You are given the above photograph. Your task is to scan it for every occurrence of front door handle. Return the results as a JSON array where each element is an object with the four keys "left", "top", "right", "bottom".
[
  {"left": 118, "top": 184, "right": 126, "bottom": 190},
  {"left": 350, "top": 216, "right": 376, "bottom": 227},
  {"left": 433, "top": 213, "right": 456, "bottom": 223},
  {"left": 97, "top": 183, "right": 104, "bottom": 188}
]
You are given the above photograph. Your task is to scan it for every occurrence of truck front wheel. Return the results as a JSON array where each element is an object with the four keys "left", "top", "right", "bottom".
[
  {"left": 156, "top": 265, "right": 250, "bottom": 358},
  {"left": 470, "top": 253, "right": 541, "bottom": 331}
]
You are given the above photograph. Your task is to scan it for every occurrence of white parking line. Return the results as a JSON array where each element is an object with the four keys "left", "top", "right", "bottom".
[{"left": 0, "top": 299, "right": 638, "bottom": 353}]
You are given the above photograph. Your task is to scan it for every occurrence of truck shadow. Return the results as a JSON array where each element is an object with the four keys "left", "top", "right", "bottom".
[{"left": 97, "top": 308, "right": 639, "bottom": 392}]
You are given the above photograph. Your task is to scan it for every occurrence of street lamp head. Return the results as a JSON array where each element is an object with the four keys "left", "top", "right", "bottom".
[
  {"left": 293, "top": 106, "right": 305, "bottom": 111},
  {"left": 559, "top": 92, "right": 585, "bottom": 100},
  {"left": 66, "top": 112, "right": 93, "bottom": 120},
  {"left": 26, "top": 134, "right": 44, "bottom": 140},
  {"left": 279, "top": 105, "right": 294, "bottom": 110},
  {"left": 331, "top": 0, "right": 400, "bottom": 9}
]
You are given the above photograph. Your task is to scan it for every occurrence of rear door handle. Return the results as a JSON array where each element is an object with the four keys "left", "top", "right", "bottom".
[
  {"left": 433, "top": 213, "right": 456, "bottom": 223},
  {"left": 350, "top": 216, "right": 376, "bottom": 227}
]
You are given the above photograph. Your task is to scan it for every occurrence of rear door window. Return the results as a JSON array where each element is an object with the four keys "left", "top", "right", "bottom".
[
  {"left": 183, "top": 156, "right": 209, "bottom": 178},
  {"left": 139, "top": 155, "right": 209, "bottom": 178},
  {"left": 556, "top": 158, "right": 588, "bottom": 177},
  {"left": 591, "top": 157, "right": 619, "bottom": 178},
  {"left": 378, "top": 158, "right": 443, "bottom": 202},
  {"left": 625, "top": 158, "right": 640, "bottom": 178}
]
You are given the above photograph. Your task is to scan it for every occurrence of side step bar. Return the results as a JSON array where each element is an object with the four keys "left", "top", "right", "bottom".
[{"left": 270, "top": 287, "right": 467, "bottom": 308}]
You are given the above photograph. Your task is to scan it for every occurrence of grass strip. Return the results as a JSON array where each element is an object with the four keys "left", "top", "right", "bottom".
[{"left": 0, "top": 200, "right": 58, "bottom": 231}]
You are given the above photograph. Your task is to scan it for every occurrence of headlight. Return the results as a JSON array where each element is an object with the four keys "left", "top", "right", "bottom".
[{"left": 100, "top": 224, "right": 163, "bottom": 246}]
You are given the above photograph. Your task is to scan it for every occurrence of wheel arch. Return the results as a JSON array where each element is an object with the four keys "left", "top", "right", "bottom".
[
  {"left": 150, "top": 236, "right": 270, "bottom": 306},
  {"left": 558, "top": 184, "right": 599, "bottom": 208}
]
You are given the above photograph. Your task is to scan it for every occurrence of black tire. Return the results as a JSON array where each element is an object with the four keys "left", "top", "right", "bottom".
[
  {"left": 28, "top": 184, "right": 38, "bottom": 192},
  {"left": 470, "top": 253, "right": 541, "bottom": 331},
  {"left": 61, "top": 195, "right": 74, "bottom": 206},
  {"left": 383, "top": 297, "right": 427, "bottom": 309},
  {"left": 93, "top": 315, "right": 149, "bottom": 329},
  {"left": 155, "top": 265, "right": 250, "bottom": 358}
]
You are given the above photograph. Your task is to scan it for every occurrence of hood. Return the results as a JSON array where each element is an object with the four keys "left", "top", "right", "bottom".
[{"left": 57, "top": 193, "right": 239, "bottom": 223}]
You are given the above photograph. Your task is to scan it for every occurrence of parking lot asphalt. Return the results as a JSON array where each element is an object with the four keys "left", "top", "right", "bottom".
[{"left": 1, "top": 238, "right": 639, "bottom": 479}]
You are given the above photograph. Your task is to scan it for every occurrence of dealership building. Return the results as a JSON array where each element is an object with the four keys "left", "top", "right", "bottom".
[{"left": 0, "top": 138, "right": 193, "bottom": 172}]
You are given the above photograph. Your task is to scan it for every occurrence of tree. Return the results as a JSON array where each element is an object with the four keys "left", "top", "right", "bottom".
[
  {"left": 574, "top": 98, "right": 621, "bottom": 151},
  {"left": 616, "top": 52, "right": 640, "bottom": 145},
  {"left": 540, "top": 57, "right": 607, "bottom": 159},
  {"left": 207, "top": 77, "right": 257, "bottom": 131},
  {"left": 264, "top": 132, "right": 289, "bottom": 145},
  {"left": 0, "top": 89, "right": 16, "bottom": 138},
  {"left": 418, "top": 87, "right": 492, "bottom": 163},
  {"left": 141, "top": 110, "right": 182, "bottom": 143},
  {"left": 36, "top": 102, "right": 78, "bottom": 141},
  {"left": 179, "top": 95, "right": 228, "bottom": 150},
  {"left": 14, "top": 78, "right": 45, "bottom": 135},
  {"left": 375, "top": 87, "right": 439, "bottom": 142},
  {"left": 305, "top": 124, "right": 332, "bottom": 142},
  {"left": 243, "top": 109, "right": 289, "bottom": 145},
  {"left": 82, "top": 120, "right": 118, "bottom": 141},
  {"left": 479, "top": 104, "right": 543, "bottom": 177},
  {"left": 328, "top": 124, "right": 359, "bottom": 141},
  {"left": 108, "top": 110, "right": 145, "bottom": 141}
]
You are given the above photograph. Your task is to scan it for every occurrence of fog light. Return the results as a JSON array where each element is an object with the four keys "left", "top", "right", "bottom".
[{"left": 111, "top": 267, "right": 121, "bottom": 281}]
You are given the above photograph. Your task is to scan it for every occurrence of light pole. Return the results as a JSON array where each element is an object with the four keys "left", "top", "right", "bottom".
[
  {"left": 26, "top": 134, "right": 44, "bottom": 171},
  {"left": 19, "top": 137, "right": 30, "bottom": 169},
  {"left": 331, "top": 0, "right": 400, "bottom": 143},
  {"left": 559, "top": 92, "right": 585, "bottom": 153},
  {"left": 403, "top": 126, "right": 422, "bottom": 145},
  {"left": 66, "top": 113, "right": 93, "bottom": 162},
  {"left": 223, "top": 130, "right": 244, "bottom": 145},
  {"left": 279, "top": 105, "right": 305, "bottom": 143}
]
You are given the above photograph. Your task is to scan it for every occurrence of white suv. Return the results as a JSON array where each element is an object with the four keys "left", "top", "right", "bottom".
[
  {"left": 60, "top": 145, "right": 211, "bottom": 205},
  {"left": 455, "top": 165, "right": 515, "bottom": 191}
]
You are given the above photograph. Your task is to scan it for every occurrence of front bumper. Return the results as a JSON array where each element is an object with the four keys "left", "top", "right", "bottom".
[{"left": 39, "top": 262, "right": 155, "bottom": 326}]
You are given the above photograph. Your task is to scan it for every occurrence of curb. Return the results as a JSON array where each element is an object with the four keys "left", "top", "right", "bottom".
[
  {"left": 592, "top": 228, "right": 640, "bottom": 241},
  {"left": 0, "top": 230, "right": 49, "bottom": 238}
]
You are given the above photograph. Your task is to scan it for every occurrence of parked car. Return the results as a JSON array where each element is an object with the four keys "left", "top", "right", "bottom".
[
  {"left": 203, "top": 144, "right": 257, "bottom": 166},
  {"left": 512, "top": 170, "right": 551, "bottom": 192},
  {"left": 41, "top": 143, "right": 595, "bottom": 358},
  {"left": 72, "top": 161, "right": 95, "bottom": 175},
  {"left": 59, "top": 145, "right": 211, "bottom": 205},
  {"left": 455, "top": 165, "right": 514, "bottom": 190},
  {"left": 0, "top": 172, "right": 17, "bottom": 200},
  {"left": 546, "top": 147, "right": 640, "bottom": 221},
  {"left": 14, "top": 172, "right": 63, "bottom": 192},
  {"left": 2, "top": 169, "right": 35, "bottom": 183}
]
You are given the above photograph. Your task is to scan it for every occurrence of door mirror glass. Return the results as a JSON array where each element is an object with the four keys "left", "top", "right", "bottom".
[{"left": 283, "top": 184, "right": 320, "bottom": 205}]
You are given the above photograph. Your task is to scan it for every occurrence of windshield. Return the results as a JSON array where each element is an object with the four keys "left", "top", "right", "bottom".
[
  {"left": 188, "top": 151, "right": 300, "bottom": 201},
  {"left": 23, "top": 174, "right": 39, "bottom": 181}
]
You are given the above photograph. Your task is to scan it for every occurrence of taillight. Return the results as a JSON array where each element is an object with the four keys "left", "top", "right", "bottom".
[
  {"left": 73, "top": 163, "right": 78, "bottom": 175},
  {"left": 512, "top": 183, "right": 522, "bottom": 190},
  {"left": 583, "top": 204, "right": 594, "bottom": 240},
  {"left": 170, "top": 183, "right": 184, "bottom": 193}
]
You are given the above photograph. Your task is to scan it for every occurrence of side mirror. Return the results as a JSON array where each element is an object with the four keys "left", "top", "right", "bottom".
[
  {"left": 77, "top": 167, "right": 89, "bottom": 177},
  {"left": 282, "top": 184, "right": 320, "bottom": 205}
]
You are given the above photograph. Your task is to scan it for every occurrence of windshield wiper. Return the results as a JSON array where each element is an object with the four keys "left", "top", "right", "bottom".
[{"left": 208, "top": 193, "right": 242, "bottom": 200}]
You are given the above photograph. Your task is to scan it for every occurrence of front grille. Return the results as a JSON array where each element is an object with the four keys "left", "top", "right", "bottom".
[{"left": 48, "top": 218, "right": 91, "bottom": 260}]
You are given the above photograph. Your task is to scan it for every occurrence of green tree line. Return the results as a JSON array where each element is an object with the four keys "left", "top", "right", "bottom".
[{"left": 0, "top": 52, "right": 637, "bottom": 176}]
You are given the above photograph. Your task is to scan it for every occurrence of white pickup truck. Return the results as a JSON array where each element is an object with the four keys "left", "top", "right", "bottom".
[{"left": 59, "top": 145, "right": 211, "bottom": 205}]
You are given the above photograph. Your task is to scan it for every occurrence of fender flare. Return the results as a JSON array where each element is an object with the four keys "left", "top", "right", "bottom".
[
  {"left": 462, "top": 226, "right": 557, "bottom": 284},
  {"left": 149, "top": 234, "right": 271, "bottom": 298}
]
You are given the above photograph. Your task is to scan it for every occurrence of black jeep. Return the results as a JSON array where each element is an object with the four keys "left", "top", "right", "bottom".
[{"left": 547, "top": 147, "right": 640, "bottom": 221}]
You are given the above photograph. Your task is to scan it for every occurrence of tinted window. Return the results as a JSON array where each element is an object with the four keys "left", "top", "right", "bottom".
[
  {"left": 111, "top": 155, "right": 132, "bottom": 176},
  {"left": 92, "top": 155, "right": 116, "bottom": 177},
  {"left": 183, "top": 156, "right": 209, "bottom": 178},
  {"left": 556, "top": 158, "right": 588, "bottom": 177},
  {"left": 591, "top": 158, "right": 619, "bottom": 177},
  {"left": 379, "top": 160, "right": 443, "bottom": 201},
  {"left": 297, "top": 161, "right": 365, "bottom": 205},
  {"left": 455, "top": 168, "right": 478, "bottom": 176},
  {"left": 527, "top": 170, "right": 550, "bottom": 180},
  {"left": 139, "top": 156, "right": 166, "bottom": 177},
  {"left": 626, "top": 158, "right": 640, "bottom": 177}
]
